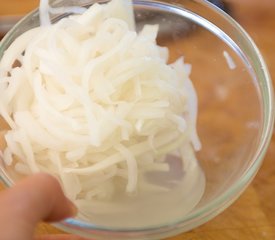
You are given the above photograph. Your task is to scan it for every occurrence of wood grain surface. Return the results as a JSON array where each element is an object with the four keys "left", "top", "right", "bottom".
[
  {"left": 0, "top": 0, "right": 275, "bottom": 239},
  {"left": 0, "top": 0, "right": 38, "bottom": 15}
]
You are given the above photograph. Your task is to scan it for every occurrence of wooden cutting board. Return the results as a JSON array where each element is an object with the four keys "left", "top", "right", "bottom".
[
  {"left": 1, "top": 0, "right": 275, "bottom": 239},
  {"left": 0, "top": 0, "right": 37, "bottom": 15}
]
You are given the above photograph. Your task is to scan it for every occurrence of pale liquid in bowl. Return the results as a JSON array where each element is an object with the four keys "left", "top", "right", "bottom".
[{"left": 76, "top": 154, "right": 205, "bottom": 228}]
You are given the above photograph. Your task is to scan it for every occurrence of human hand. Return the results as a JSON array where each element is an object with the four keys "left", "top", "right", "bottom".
[{"left": 0, "top": 173, "right": 86, "bottom": 240}]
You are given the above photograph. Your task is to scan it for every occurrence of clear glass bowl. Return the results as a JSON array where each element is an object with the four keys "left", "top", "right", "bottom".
[{"left": 0, "top": 0, "right": 274, "bottom": 239}]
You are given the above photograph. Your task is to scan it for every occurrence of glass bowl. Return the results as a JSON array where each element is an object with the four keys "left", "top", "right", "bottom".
[{"left": 0, "top": 0, "right": 274, "bottom": 239}]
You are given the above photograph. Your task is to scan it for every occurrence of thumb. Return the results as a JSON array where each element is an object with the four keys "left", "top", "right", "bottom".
[{"left": 0, "top": 173, "right": 77, "bottom": 240}]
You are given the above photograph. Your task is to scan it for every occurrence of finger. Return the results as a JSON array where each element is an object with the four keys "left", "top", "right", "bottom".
[
  {"left": 35, "top": 234, "right": 89, "bottom": 240},
  {"left": 0, "top": 173, "right": 77, "bottom": 240}
]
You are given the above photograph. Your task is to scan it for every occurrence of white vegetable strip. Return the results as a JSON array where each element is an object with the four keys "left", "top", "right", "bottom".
[
  {"left": 114, "top": 144, "right": 138, "bottom": 192},
  {"left": 3, "top": 148, "right": 13, "bottom": 166},
  {"left": 172, "top": 58, "right": 201, "bottom": 151},
  {"left": 0, "top": 101, "right": 16, "bottom": 129},
  {"left": 223, "top": 50, "right": 236, "bottom": 70},
  {"left": 15, "top": 130, "right": 39, "bottom": 172},
  {"left": 39, "top": 0, "right": 51, "bottom": 26},
  {"left": 5, "top": 68, "right": 25, "bottom": 103},
  {"left": 4, "top": 131, "right": 25, "bottom": 160},
  {"left": 106, "top": 0, "right": 135, "bottom": 31}
]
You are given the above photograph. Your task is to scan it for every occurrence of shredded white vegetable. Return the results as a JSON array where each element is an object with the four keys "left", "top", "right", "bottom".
[
  {"left": 223, "top": 50, "right": 236, "bottom": 70},
  {"left": 0, "top": 0, "right": 201, "bottom": 217}
]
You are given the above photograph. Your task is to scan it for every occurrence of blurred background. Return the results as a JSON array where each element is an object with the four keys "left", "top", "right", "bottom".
[
  {"left": 0, "top": 0, "right": 37, "bottom": 36},
  {"left": 1, "top": 0, "right": 275, "bottom": 239}
]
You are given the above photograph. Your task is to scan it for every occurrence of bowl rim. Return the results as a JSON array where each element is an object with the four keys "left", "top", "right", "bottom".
[{"left": 0, "top": 0, "right": 274, "bottom": 236}]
